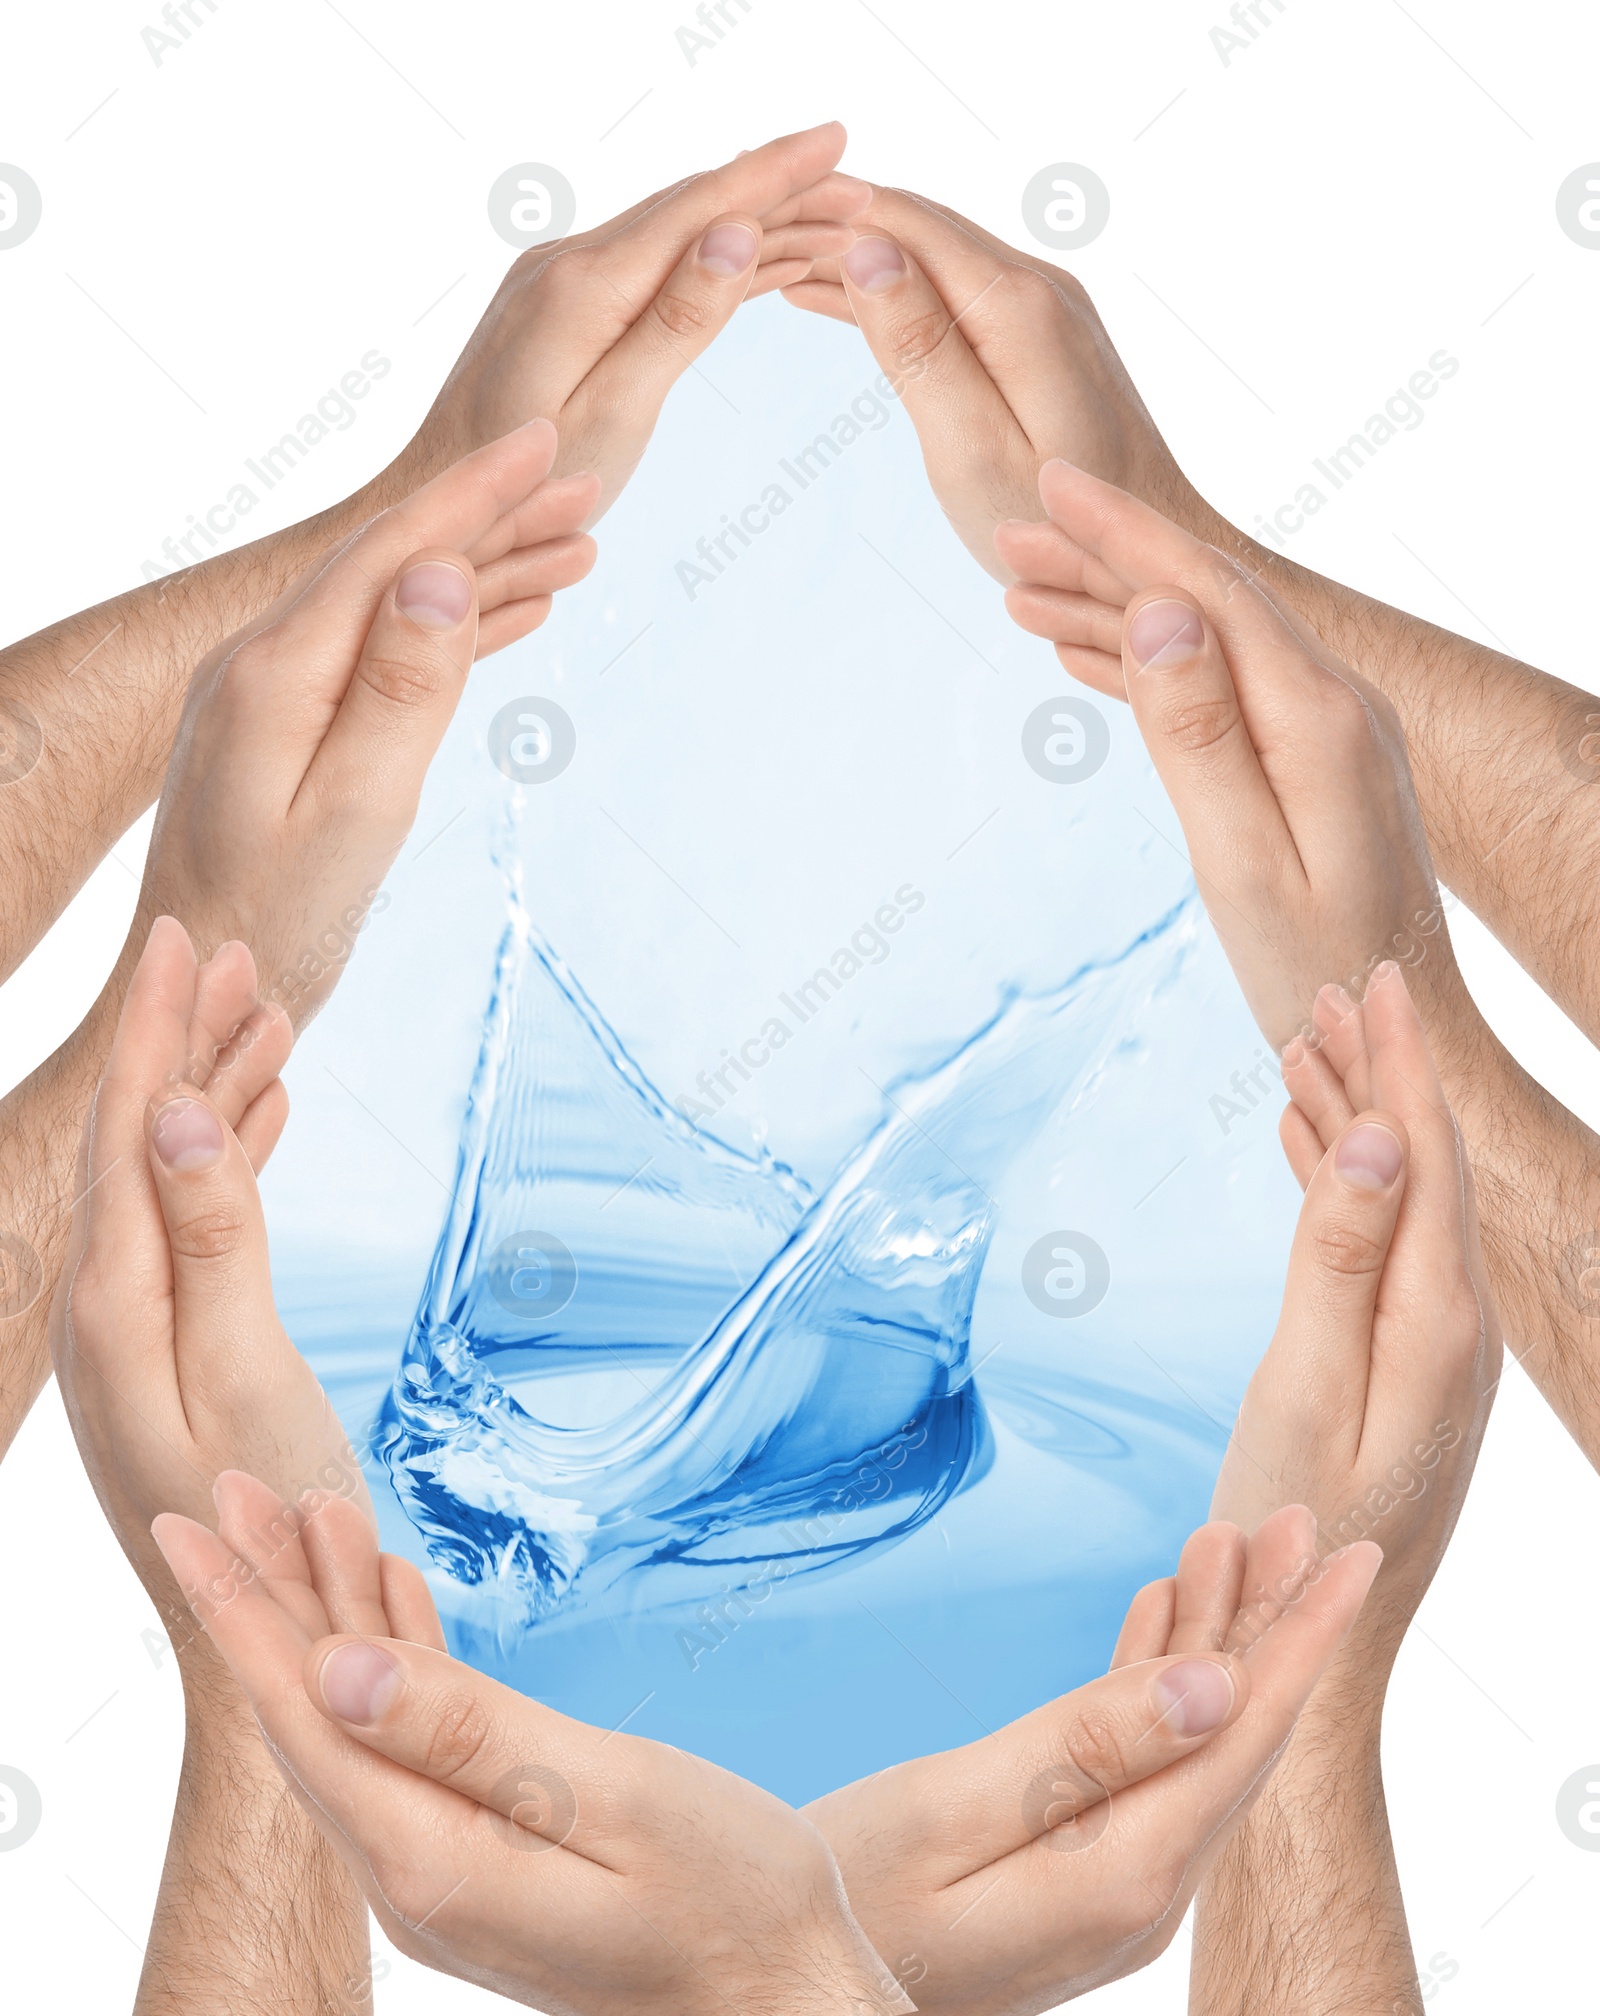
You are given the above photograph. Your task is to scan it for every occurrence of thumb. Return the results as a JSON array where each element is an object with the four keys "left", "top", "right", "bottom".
[
  {"left": 305, "top": 1633, "right": 590, "bottom": 1849},
  {"left": 147, "top": 1083, "right": 277, "bottom": 1345},
  {"left": 1120, "top": 587, "right": 1286, "bottom": 849},
  {"left": 585, "top": 212, "right": 764, "bottom": 417},
  {"left": 1273, "top": 1109, "right": 1410, "bottom": 1409}
]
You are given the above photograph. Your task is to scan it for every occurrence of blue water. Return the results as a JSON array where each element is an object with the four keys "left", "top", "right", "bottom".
[
  {"left": 265, "top": 296, "right": 1297, "bottom": 1802},
  {"left": 375, "top": 834, "right": 1203, "bottom": 1646}
]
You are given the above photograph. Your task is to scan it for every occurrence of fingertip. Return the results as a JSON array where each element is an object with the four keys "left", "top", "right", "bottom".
[
  {"left": 1149, "top": 1654, "right": 1240, "bottom": 1737},
  {"left": 841, "top": 233, "right": 907, "bottom": 294},
  {"left": 1126, "top": 591, "right": 1207, "bottom": 674},
  {"left": 1332, "top": 1116, "right": 1406, "bottom": 1193},
  {"left": 394, "top": 555, "right": 477, "bottom": 633},
  {"left": 697, "top": 217, "right": 760, "bottom": 276}
]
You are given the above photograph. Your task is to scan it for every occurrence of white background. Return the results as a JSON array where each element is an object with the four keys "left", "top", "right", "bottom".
[{"left": 2, "top": 0, "right": 1599, "bottom": 2008}]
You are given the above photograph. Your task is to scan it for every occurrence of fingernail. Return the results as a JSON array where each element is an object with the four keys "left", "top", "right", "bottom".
[
  {"left": 1335, "top": 1122, "right": 1403, "bottom": 1191},
  {"left": 151, "top": 1098, "right": 224, "bottom": 1172},
  {"left": 697, "top": 223, "right": 758, "bottom": 275},
  {"left": 832, "top": 174, "right": 874, "bottom": 211},
  {"left": 1128, "top": 599, "right": 1205, "bottom": 671},
  {"left": 394, "top": 562, "right": 472, "bottom": 630},
  {"left": 1150, "top": 1659, "right": 1236, "bottom": 1736},
  {"left": 842, "top": 236, "right": 906, "bottom": 293},
  {"left": 320, "top": 1642, "right": 401, "bottom": 1724}
]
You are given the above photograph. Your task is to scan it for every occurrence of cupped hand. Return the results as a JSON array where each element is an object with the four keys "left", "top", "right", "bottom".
[
  {"left": 1215, "top": 960, "right": 1499, "bottom": 1680},
  {"left": 395, "top": 123, "right": 872, "bottom": 518},
  {"left": 136, "top": 418, "right": 594, "bottom": 1027},
  {"left": 782, "top": 186, "right": 1208, "bottom": 579},
  {"left": 153, "top": 1473, "right": 909, "bottom": 2016},
  {"left": 805, "top": 1508, "right": 1380, "bottom": 2016},
  {"left": 997, "top": 460, "right": 1460, "bottom": 1051},
  {"left": 52, "top": 917, "right": 369, "bottom": 1688}
]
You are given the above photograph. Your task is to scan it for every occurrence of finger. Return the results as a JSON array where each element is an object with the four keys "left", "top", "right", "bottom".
[
  {"left": 780, "top": 277, "right": 858, "bottom": 325},
  {"left": 1272, "top": 1109, "right": 1411, "bottom": 1428},
  {"left": 1003, "top": 581, "right": 1126, "bottom": 662},
  {"left": 474, "top": 595, "right": 556, "bottom": 658},
  {"left": 1310, "top": 985, "right": 1371, "bottom": 1106},
  {"left": 996, "top": 514, "right": 1132, "bottom": 615},
  {"left": 472, "top": 531, "right": 596, "bottom": 612},
  {"left": 1167, "top": 1521, "right": 1246, "bottom": 1655},
  {"left": 567, "top": 125, "right": 853, "bottom": 301},
  {"left": 305, "top": 1634, "right": 603, "bottom": 1835},
  {"left": 468, "top": 471, "right": 602, "bottom": 566},
  {"left": 234, "top": 1077, "right": 290, "bottom": 1176},
  {"left": 1101, "top": 1532, "right": 1382, "bottom": 1906},
  {"left": 582, "top": 213, "right": 763, "bottom": 413},
  {"left": 203, "top": 999, "right": 293, "bottom": 1135},
  {"left": 146, "top": 1078, "right": 280, "bottom": 1364},
  {"left": 62, "top": 918, "right": 199, "bottom": 1388},
  {"left": 308, "top": 548, "right": 477, "bottom": 818},
  {"left": 834, "top": 232, "right": 1016, "bottom": 469},
  {"left": 1110, "top": 1578, "right": 1176, "bottom": 1669},
  {"left": 1117, "top": 587, "right": 1292, "bottom": 873},
  {"left": 379, "top": 1555, "right": 449, "bottom": 1653},
  {"left": 294, "top": 1488, "right": 394, "bottom": 1640},
  {"left": 1278, "top": 1103, "right": 1325, "bottom": 1190},
  {"left": 225, "top": 421, "right": 559, "bottom": 756},
  {"left": 212, "top": 1469, "right": 330, "bottom": 1640},
  {"left": 1281, "top": 1027, "right": 1360, "bottom": 1147},
  {"left": 185, "top": 940, "right": 260, "bottom": 1079}
]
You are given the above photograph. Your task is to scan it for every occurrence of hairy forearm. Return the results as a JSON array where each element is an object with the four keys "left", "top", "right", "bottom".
[
  {"left": 0, "top": 481, "right": 389, "bottom": 988},
  {"left": 1190, "top": 1699, "right": 1414, "bottom": 2015},
  {"left": 1190, "top": 508, "right": 1600, "bottom": 1045},
  {"left": 138, "top": 1671, "right": 370, "bottom": 2016},
  {"left": 0, "top": 974, "right": 123, "bottom": 1456}
]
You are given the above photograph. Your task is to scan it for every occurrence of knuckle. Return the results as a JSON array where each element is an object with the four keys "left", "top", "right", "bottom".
[
  {"left": 167, "top": 1202, "right": 250, "bottom": 1265},
  {"left": 360, "top": 650, "right": 454, "bottom": 711},
  {"left": 1155, "top": 694, "right": 1240, "bottom": 758},
  {"left": 652, "top": 288, "right": 715, "bottom": 340},
  {"left": 1058, "top": 1709, "right": 1136, "bottom": 1796},
  {"left": 421, "top": 1692, "right": 495, "bottom": 1787},
  {"left": 881, "top": 306, "right": 951, "bottom": 374},
  {"left": 1311, "top": 1216, "right": 1388, "bottom": 1280}
]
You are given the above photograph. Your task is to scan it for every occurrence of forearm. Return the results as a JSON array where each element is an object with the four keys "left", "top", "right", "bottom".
[
  {"left": 1188, "top": 505, "right": 1600, "bottom": 1043},
  {"left": 0, "top": 480, "right": 390, "bottom": 987},
  {"left": 1190, "top": 1695, "right": 1414, "bottom": 2015},
  {"left": 0, "top": 978, "right": 123, "bottom": 1456},
  {"left": 138, "top": 1667, "right": 370, "bottom": 2016}
]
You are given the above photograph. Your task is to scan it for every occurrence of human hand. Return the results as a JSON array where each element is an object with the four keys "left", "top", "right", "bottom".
[
  {"left": 997, "top": 460, "right": 1463, "bottom": 1051},
  {"left": 134, "top": 418, "right": 594, "bottom": 1027},
  {"left": 781, "top": 186, "right": 1211, "bottom": 579},
  {"left": 393, "top": 123, "right": 871, "bottom": 519},
  {"left": 51, "top": 917, "right": 369, "bottom": 1700},
  {"left": 804, "top": 1508, "right": 1380, "bottom": 2016},
  {"left": 1213, "top": 960, "right": 1499, "bottom": 1683},
  {"left": 153, "top": 1474, "right": 910, "bottom": 2016}
]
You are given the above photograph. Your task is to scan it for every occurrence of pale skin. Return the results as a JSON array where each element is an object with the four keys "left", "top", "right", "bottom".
[
  {"left": 7, "top": 125, "right": 870, "bottom": 2013},
  {"left": 789, "top": 191, "right": 1600, "bottom": 1460}
]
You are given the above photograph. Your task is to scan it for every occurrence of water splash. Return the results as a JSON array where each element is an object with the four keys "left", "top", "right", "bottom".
[{"left": 376, "top": 849, "right": 1200, "bottom": 1637}]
